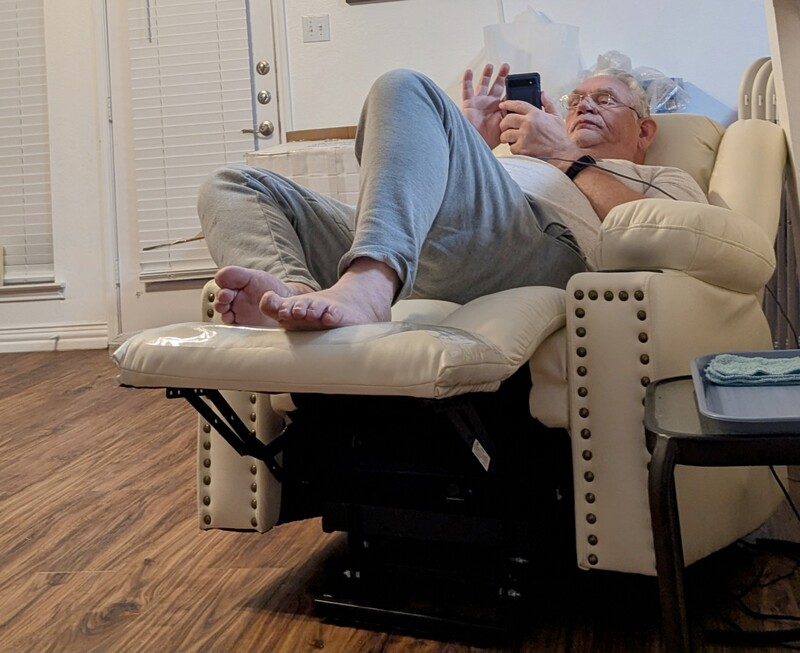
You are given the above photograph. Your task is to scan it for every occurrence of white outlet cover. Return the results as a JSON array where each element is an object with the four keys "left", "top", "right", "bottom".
[{"left": 302, "top": 14, "right": 330, "bottom": 43}]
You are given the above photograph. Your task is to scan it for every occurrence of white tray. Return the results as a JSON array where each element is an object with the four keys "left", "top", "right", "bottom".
[{"left": 690, "top": 350, "right": 800, "bottom": 434}]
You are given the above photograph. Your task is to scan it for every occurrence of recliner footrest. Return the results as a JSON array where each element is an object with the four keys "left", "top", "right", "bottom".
[{"left": 112, "top": 286, "right": 566, "bottom": 399}]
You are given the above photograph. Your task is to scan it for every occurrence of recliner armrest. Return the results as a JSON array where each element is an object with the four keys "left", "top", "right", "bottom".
[
  {"left": 595, "top": 199, "right": 775, "bottom": 294},
  {"left": 565, "top": 269, "right": 779, "bottom": 574}
]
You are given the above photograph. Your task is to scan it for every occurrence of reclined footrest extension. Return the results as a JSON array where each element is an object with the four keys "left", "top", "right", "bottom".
[{"left": 166, "top": 387, "right": 285, "bottom": 482}]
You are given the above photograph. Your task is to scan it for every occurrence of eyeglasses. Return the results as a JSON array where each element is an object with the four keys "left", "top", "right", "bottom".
[{"left": 559, "top": 91, "right": 642, "bottom": 118}]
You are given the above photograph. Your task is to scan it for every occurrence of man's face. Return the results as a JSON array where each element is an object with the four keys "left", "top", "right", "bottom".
[{"left": 564, "top": 75, "right": 650, "bottom": 162}]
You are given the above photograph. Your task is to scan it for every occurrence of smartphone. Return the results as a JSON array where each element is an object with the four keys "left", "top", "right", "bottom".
[{"left": 505, "top": 72, "right": 542, "bottom": 109}]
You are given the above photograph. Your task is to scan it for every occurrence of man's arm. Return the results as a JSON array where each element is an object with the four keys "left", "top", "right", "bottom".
[{"left": 561, "top": 164, "right": 650, "bottom": 220}]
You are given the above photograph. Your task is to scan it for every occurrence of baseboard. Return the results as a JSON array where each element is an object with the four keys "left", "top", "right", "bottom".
[{"left": 0, "top": 322, "right": 109, "bottom": 353}]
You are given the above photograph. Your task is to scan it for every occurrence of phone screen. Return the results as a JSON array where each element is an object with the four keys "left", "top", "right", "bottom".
[{"left": 505, "top": 72, "right": 542, "bottom": 109}]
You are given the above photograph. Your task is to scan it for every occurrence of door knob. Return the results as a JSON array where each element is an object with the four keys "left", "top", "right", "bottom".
[
  {"left": 255, "top": 60, "right": 271, "bottom": 75},
  {"left": 242, "top": 120, "right": 275, "bottom": 137}
]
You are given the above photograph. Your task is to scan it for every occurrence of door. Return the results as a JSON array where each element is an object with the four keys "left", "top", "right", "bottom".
[{"left": 106, "top": 0, "right": 281, "bottom": 337}]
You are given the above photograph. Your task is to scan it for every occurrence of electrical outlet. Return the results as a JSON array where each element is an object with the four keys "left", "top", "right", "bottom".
[{"left": 302, "top": 15, "right": 330, "bottom": 43}]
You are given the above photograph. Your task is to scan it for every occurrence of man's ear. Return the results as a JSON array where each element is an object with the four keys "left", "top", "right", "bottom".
[{"left": 638, "top": 117, "right": 658, "bottom": 150}]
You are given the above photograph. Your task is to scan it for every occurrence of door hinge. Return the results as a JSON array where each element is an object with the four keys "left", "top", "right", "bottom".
[{"left": 107, "top": 96, "right": 113, "bottom": 123}]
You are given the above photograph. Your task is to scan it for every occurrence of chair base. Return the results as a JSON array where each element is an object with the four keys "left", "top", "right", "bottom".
[
  {"left": 276, "top": 370, "right": 576, "bottom": 639},
  {"left": 172, "top": 368, "right": 577, "bottom": 639},
  {"left": 314, "top": 535, "right": 552, "bottom": 643}
]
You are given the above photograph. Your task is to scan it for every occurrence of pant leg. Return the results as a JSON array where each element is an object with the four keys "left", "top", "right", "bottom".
[
  {"left": 197, "top": 164, "right": 355, "bottom": 291},
  {"left": 345, "top": 69, "right": 587, "bottom": 304}
]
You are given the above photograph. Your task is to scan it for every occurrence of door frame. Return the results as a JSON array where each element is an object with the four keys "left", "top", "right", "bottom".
[{"left": 102, "top": 0, "right": 292, "bottom": 339}]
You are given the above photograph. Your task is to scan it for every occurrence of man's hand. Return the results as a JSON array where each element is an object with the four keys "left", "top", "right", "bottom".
[
  {"left": 498, "top": 92, "right": 580, "bottom": 160},
  {"left": 461, "top": 63, "right": 509, "bottom": 149}
]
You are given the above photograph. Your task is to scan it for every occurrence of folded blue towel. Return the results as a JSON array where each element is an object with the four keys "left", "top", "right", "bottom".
[{"left": 705, "top": 353, "right": 800, "bottom": 386}]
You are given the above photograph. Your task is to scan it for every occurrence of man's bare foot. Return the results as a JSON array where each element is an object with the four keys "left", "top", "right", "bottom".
[
  {"left": 260, "top": 258, "right": 399, "bottom": 331},
  {"left": 213, "top": 266, "right": 313, "bottom": 326}
]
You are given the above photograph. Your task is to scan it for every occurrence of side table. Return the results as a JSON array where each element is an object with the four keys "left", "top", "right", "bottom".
[{"left": 644, "top": 375, "right": 800, "bottom": 653}]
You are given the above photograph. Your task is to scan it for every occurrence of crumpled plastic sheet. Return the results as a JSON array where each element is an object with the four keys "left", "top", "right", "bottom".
[{"left": 589, "top": 50, "right": 690, "bottom": 114}]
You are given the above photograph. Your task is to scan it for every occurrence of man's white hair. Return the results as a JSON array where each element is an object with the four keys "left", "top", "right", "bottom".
[{"left": 587, "top": 68, "right": 650, "bottom": 118}]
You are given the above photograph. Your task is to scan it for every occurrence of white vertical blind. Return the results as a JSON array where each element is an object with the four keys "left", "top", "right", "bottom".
[
  {"left": 0, "top": 0, "right": 54, "bottom": 285},
  {"left": 128, "top": 0, "right": 255, "bottom": 279}
]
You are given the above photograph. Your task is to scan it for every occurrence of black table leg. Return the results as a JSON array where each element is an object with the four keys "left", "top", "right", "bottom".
[{"left": 649, "top": 434, "right": 693, "bottom": 653}]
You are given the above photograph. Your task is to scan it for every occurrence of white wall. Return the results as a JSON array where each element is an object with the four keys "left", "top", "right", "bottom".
[
  {"left": 501, "top": 0, "right": 769, "bottom": 124},
  {"left": 0, "top": 0, "right": 777, "bottom": 352},
  {"left": 280, "top": 0, "right": 503, "bottom": 130},
  {"left": 282, "top": 0, "right": 770, "bottom": 129}
]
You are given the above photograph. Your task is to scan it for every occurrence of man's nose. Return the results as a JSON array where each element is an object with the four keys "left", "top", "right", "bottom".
[{"left": 575, "top": 95, "right": 598, "bottom": 113}]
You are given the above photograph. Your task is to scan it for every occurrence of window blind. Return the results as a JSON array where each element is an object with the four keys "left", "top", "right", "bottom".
[
  {"left": 0, "top": 0, "right": 54, "bottom": 285},
  {"left": 128, "top": 0, "right": 255, "bottom": 279}
]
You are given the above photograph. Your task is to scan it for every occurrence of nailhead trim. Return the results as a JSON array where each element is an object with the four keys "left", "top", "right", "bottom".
[{"left": 570, "top": 283, "right": 655, "bottom": 572}]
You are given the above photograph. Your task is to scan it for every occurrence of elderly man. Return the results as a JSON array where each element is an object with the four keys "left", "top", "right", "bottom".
[{"left": 198, "top": 64, "right": 706, "bottom": 330}]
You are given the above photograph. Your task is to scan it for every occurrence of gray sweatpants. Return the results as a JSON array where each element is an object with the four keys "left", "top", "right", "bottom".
[{"left": 197, "top": 69, "right": 587, "bottom": 305}]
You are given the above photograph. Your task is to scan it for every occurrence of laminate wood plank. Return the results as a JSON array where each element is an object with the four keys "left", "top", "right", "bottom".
[{"left": 2, "top": 350, "right": 800, "bottom": 653}]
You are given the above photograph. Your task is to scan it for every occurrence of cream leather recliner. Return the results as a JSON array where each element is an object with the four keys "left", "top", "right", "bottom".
[{"left": 114, "top": 112, "right": 787, "bottom": 585}]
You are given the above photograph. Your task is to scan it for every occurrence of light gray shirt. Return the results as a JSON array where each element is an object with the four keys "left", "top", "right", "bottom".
[{"left": 498, "top": 156, "right": 708, "bottom": 268}]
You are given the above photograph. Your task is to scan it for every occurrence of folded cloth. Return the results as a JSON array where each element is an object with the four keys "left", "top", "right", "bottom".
[{"left": 705, "top": 353, "right": 800, "bottom": 386}]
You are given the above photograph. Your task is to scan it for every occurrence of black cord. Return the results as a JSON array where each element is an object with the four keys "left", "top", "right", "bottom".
[
  {"left": 771, "top": 465, "right": 800, "bottom": 524},
  {"left": 764, "top": 283, "right": 800, "bottom": 347},
  {"left": 701, "top": 473, "right": 800, "bottom": 648},
  {"left": 539, "top": 156, "right": 680, "bottom": 200}
]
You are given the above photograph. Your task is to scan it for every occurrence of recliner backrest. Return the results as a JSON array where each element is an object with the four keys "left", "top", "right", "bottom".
[
  {"left": 646, "top": 113, "right": 786, "bottom": 242},
  {"left": 645, "top": 113, "right": 724, "bottom": 194}
]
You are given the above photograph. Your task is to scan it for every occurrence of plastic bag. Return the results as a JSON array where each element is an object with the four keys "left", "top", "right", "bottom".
[
  {"left": 483, "top": 9, "right": 583, "bottom": 100},
  {"left": 635, "top": 66, "right": 690, "bottom": 114},
  {"left": 589, "top": 50, "right": 690, "bottom": 114}
]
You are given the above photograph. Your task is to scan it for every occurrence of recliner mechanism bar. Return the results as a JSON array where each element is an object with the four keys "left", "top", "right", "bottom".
[
  {"left": 430, "top": 398, "right": 496, "bottom": 473},
  {"left": 166, "top": 387, "right": 285, "bottom": 482}
]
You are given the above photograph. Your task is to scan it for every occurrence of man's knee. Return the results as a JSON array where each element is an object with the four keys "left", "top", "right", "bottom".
[
  {"left": 198, "top": 163, "right": 282, "bottom": 212},
  {"left": 368, "top": 68, "right": 437, "bottom": 103},
  {"left": 197, "top": 163, "right": 254, "bottom": 222}
]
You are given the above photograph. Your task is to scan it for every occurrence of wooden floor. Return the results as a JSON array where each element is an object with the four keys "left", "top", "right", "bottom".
[{"left": 2, "top": 349, "right": 800, "bottom": 653}]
